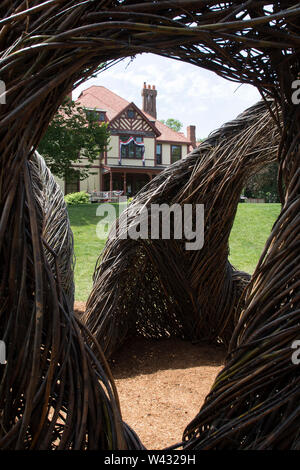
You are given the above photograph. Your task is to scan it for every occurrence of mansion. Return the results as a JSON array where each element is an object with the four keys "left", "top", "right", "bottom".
[{"left": 56, "top": 83, "right": 197, "bottom": 196}]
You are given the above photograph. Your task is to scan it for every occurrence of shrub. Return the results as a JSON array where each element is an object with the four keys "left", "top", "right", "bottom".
[
  {"left": 64, "top": 191, "right": 90, "bottom": 205},
  {"left": 244, "top": 162, "right": 280, "bottom": 202}
]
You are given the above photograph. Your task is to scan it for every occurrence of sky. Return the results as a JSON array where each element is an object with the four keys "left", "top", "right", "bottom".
[{"left": 73, "top": 53, "right": 261, "bottom": 140}]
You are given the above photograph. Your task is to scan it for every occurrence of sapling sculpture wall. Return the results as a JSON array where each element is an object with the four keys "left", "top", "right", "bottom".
[
  {"left": 84, "top": 100, "right": 280, "bottom": 358},
  {"left": 0, "top": 1, "right": 299, "bottom": 450}
]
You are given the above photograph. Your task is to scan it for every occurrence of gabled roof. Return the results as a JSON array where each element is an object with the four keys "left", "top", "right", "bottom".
[
  {"left": 76, "top": 85, "right": 191, "bottom": 144},
  {"left": 110, "top": 101, "right": 161, "bottom": 137},
  {"left": 77, "top": 86, "right": 129, "bottom": 121}
]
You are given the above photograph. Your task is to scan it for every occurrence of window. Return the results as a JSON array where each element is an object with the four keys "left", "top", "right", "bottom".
[
  {"left": 127, "top": 109, "right": 135, "bottom": 119},
  {"left": 85, "top": 110, "right": 93, "bottom": 120},
  {"left": 120, "top": 136, "right": 144, "bottom": 159},
  {"left": 171, "top": 145, "right": 181, "bottom": 164},
  {"left": 85, "top": 110, "right": 105, "bottom": 122},
  {"left": 65, "top": 174, "right": 79, "bottom": 195},
  {"left": 156, "top": 144, "right": 162, "bottom": 165}
]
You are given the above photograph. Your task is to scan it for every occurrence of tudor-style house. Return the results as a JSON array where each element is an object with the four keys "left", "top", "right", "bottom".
[{"left": 56, "top": 83, "right": 197, "bottom": 196}]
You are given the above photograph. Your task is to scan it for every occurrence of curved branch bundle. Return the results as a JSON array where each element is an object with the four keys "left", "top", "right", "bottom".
[
  {"left": 0, "top": 0, "right": 299, "bottom": 450},
  {"left": 84, "top": 100, "right": 280, "bottom": 358},
  {"left": 183, "top": 110, "right": 300, "bottom": 449},
  {"left": 0, "top": 153, "right": 145, "bottom": 449},
  {"left": 29, "top": 151, "right": 75, "bottom": 307}
]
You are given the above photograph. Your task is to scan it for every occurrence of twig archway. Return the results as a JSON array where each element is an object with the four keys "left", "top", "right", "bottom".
[
  {"left": 0, "top": 1, "right": 299, "bottom": 449},
  {"left": 84, "top": 99, "right": 280, "bottom": 358}
]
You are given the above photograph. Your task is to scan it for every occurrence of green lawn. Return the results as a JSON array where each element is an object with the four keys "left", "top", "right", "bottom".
[
  {"left": 67, "top": 203, "right": 126, "bottom": 301},
  {"left": 68, "top": 202, "right": 281, "bottom": 302},
  {"left": 229, "top": 203, "right": 281, "bottom": 274}
]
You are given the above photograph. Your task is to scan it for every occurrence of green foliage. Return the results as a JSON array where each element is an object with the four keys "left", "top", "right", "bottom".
[
  {"left": 38, "top": 97, "right": 110, "bottom": 180},
  {"left": 160, "top": 118, "right": 183, "bottom": 132},
  {"left": 244, "top": 162, "right": 279, "bottom": 202},
  {"left": 64, "top": 191, "right": 90, "bottom": 205}
]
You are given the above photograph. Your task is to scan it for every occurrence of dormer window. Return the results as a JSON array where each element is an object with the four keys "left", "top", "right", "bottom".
[
  {"left": 127, "top": 109, "right": 135, "bottom": 119},
  {"left": 85, "top": 109, "right": 106, "bottom": 122}
]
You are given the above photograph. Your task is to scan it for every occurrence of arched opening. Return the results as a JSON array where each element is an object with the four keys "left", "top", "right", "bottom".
[{"left": 0, "top": 1, "right": 299, "bottom": 451}]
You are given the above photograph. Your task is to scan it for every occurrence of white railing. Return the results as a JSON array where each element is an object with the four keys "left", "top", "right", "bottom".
[{"left": 88, "top": 190, "right": 124, "bottom": 202}]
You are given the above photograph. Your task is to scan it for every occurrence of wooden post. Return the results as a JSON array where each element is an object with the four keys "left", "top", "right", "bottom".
[
  {"left": 100, "top": 167, "right": 104, "bottom": 191},
  {"left": 109, "top": 171, "right": 113, "bottom": 192}
]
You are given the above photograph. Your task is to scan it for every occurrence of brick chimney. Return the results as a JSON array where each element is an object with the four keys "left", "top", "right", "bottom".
[
  {"left": 141, "top": 82, "right": 157, "bottom": 119},
  {"left": 187, "top": 125, "right": 196, "bottom": 149}
]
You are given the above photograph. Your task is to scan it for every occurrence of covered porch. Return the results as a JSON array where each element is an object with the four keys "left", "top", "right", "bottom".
[{"left": 102, "top": 166, "right": 162, "bottom": 196}]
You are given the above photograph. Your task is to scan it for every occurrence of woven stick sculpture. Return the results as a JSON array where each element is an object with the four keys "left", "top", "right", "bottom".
[
  {"left": 29, "top": 151, "right": 75, "bottom": 307},
  {"left": 0, "top": 1, "right": 299, "bottom": 450},
  {"left": 183, "top": 130, "right": 300, "bottom": 450},
  {"left": 84, "top": 100, "right": 280, "bottom": 358}
]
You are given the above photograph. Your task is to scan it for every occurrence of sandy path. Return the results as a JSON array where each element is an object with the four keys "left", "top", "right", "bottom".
[{"left": 75, "top": 302, "right": 225, "bottom": 450}]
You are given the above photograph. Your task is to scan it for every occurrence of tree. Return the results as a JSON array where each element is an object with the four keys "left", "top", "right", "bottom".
[
  {"left": 38, "top": 97, "right": 110, "bottom": 181},
  {"left": 244, "top": 162, "right": 279, "bottom": 202},
  {"left": 160, "top": 118, "right": 183, "bottom": 132}
]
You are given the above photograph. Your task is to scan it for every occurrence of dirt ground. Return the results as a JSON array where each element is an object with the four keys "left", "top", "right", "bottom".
[{"left": 75, "top": 302, "right": 226, "bottom": 450}]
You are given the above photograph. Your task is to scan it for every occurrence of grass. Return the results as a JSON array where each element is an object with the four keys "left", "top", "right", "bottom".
[
  {"left": 67, "top": 202, "right": 281, "bottom": 302},
  {"left": 229, "top": 203, "right": 281, "bottom": 273},
  {"left": 67, "top": 203, "right": 126, "bottom": 301}
]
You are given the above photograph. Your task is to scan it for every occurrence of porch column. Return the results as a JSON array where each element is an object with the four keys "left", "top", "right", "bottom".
[
  {"left": 109, "top": 171, "right": 113, "bottom": 192},
  {"left": 123, "top": 172, "right": 127, "bottom": 195}
]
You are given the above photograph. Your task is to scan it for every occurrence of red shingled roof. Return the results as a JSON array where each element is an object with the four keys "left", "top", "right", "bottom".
[
  {"left": 153, "top": 119, "right": 190, "bottom": 144},
  {"left": 76, "top": 86, "right": 191, "bottom": 144},
  {"left": 77, "top": 86, "right": 129, "bottom": 121}
]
